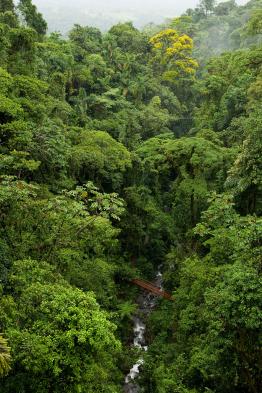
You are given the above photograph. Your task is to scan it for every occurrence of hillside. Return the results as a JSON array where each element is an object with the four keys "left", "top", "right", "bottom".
[{"left": 0, "top": 1, "right": 261, "bottom": 392}]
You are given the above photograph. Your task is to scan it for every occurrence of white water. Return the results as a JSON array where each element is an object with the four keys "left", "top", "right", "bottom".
[{"left": 124, "top": 268, "right": 163, "bottom": 392}]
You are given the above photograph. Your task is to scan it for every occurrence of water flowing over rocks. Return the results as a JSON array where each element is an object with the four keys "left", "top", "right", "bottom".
[{"left": 124, "top": 268, "right": 163, "bottom": 392}]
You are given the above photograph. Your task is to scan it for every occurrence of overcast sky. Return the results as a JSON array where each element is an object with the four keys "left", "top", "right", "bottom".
[{"left": 32, "top": 0, "right": 249, "bottom": 32}]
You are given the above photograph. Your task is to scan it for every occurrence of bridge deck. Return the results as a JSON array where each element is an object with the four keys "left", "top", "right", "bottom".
[{"left": 131, "top": 278, "right": 174, "bottom": 300}]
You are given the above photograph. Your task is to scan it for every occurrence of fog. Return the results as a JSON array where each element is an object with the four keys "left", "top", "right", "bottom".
[{"left": 32, "top": 0, "right": 249, "bottom": 33}]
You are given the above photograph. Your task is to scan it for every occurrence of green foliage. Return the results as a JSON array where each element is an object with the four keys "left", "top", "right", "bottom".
[
  {"left": 0, "top": 335, "right": 11, "bottom": 377},
  {"left": 246, "top": 9, "right": 262, "bottom": 35},
  {"left": 69, "top": 24, "right": 102, "bottom": 56},
  {"left": 226, "top": 111, "right": 262, "bottom": 214},
  {"left": 0, "top": 259, "right": 121, "bottom": 392},
  {"left": 136, "top": 135, "right": 231, "bottom": 232},
  {"left": 181, "top": 0, "right": 262, "bottom": 63},
  {"left": 149, "top": 28, "right": 198, "bottom": 81},
  {"left": 214, "top": 0, "right": 237, "bottom": 16},
  {"left": 0, "top": 0, "right": 14, "bottom": 13},
  {"left": 18, "top": 0, "right": 47, "bottom": 36},
  {"left": 70, "top": 130, "right": 131, "bottom": 188},
  {"left": 146, "top": 194, "right": 262, "bottom": 393},
  {"left": 0, "top": 2, "right": 261, "bottom": 392},
  {"left": 199, "top": 0, "right": 217, "bottom": 16}
]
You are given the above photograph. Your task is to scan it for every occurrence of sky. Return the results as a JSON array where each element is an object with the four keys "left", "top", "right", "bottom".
[{"left": 32, "top": 0, "right": 249, "bottom": 33}]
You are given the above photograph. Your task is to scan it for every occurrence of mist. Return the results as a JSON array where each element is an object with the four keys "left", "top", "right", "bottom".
[{"left": 32, "top": 0, "right": 249, "bottom": 33}]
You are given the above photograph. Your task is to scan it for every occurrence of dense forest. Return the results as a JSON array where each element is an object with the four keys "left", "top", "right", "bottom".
[{"left": 0, "top": 0, "right": 261, "bottom": 392}]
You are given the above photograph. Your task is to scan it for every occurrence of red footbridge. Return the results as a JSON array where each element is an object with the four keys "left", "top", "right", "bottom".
[{"left": 131, "top": 278, "right": 174, "bottom": 300}]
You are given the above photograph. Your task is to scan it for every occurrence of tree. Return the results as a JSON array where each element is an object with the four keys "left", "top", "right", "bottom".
[
  {"left": 226, "top": 111, "right": 262, "bottom": 215},
  {"left": 8, "top": 27, "right": 37, "bottom": 74},
  {"left": 145, "top": 194, "right": 262, "bottom": 393},
  {"left": 0, "top": 3, "right": 261, "bottom": 392},
  {"left": 149, "top": 28, "right": 198, "bottom": 81},
  {"left": 0, "top": 259, "right": 122, "bottom": 392},
  {"left": 69, "top": 130, "right": 132, "bottom": 189},
  {"left": 139, "top": 96, "right": 172, "bottom": 139},
  {"left": 246, "top": 9, "right": 262, "bottom": 36},
  {"left": 0, "top": 334, "right": 11, "bottom": 377},
  {"left": 214, "top": 1, "right": 237, "bottom": 16},
  {"left": 108, "top": 22, "right": 148, "bottom": 54},
  {"left": 136, "top": 135, "right": 229, "bottom": 231},
  {"left": 169, "top": 16, "right": 197, "bottom": 37},
  {"left": 199, "top": 0, "right": 216, "bottom": 16},
  {"left": 0, "top": 0, "right": 14, "bottom": 13},
  {"left": 18, "top": 0, "right": 47, "bottom": 36}
]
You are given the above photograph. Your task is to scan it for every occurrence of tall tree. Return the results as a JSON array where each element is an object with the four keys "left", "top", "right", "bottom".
[
  {"left": 18, "top": 0, "right": 47, "bottom": 35},
  {"left": 199, "top": 0, "right": 216, "bottom": 16},
  {"left": 0, "top": 0, "right": 14, "bottom": 13},
  {"left": 149, "top": 28, "right": 198, "bottom": 81}
]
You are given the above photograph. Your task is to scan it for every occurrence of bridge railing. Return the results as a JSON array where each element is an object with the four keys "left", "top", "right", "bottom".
[{"left": 131, "top": 278, "right": 174, "bottom": 300}]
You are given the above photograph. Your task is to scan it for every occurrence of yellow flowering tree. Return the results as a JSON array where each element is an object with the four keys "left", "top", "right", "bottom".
[{"left": 149, "top": 28, "right": 198, "bottom": 81}]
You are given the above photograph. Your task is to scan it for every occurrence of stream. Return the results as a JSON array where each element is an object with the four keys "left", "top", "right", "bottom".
[{"left": 124, "top": 268, "right": 163, "bottom": 393}]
